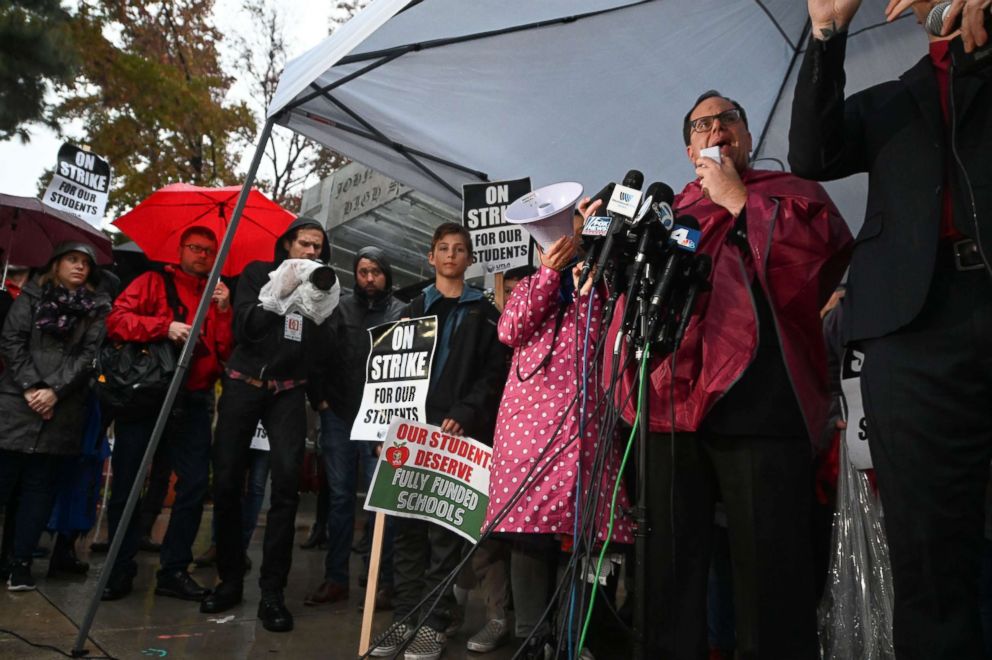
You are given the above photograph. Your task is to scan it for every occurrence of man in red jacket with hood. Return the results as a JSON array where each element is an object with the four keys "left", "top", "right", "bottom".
[
  {"left": 102, "top": 226, "right": 233, "bottom": 601},
  {"left": 603, "top": 91, "right": 852, "bottom": 659}
]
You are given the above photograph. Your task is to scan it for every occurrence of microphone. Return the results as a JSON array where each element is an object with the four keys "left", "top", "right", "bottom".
[
  {"left": 576, "top": 184, "right": 616, "bottom": 288},
  {"left": 671, "top": 254, "right": 712, "bottom": 349},
  {"left": 645, "top": 216, "right": 701, "bottom": 336},
  {"left": 926, "top": 1, "right": 952, "bottom": 35},
  {"left": 578, "top": 170, "right": 643, "bottom": 288},
  {"left": 629, "top": 182, "right": 675, "bottom": 278},
  {"left": 590, "top": 170, "right": 643, "bottom": 286},
  {"left": 927, "top": 0, "right": 992, "bottom": 39}
]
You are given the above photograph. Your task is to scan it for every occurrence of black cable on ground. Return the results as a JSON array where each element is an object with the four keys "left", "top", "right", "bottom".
[{"left": 0, "top": 628, "right": 118, "bottom": 660}]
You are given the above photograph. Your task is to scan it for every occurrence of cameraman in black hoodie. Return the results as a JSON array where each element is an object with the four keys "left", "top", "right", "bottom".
[{"left": 200, "top": 217, "right": 333, "bottom": 632}]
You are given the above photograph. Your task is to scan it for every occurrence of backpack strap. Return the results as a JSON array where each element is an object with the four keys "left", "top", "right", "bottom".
[{"left": 158, "top": 270, "right": 187, "bottom": 322}]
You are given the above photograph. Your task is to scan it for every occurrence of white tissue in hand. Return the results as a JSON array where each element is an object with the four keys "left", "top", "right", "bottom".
[{"left": 258, "top": 259, "right": 340, "bottom": 324}]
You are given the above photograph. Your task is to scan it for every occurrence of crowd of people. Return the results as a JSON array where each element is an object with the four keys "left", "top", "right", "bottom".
[{"left": 0, "top": 1, "right": 990, "bottom": 659}]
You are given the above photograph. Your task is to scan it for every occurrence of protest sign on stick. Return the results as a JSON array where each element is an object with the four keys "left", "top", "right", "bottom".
[
  {"left": 43, "top": 144, "right": 111, "bottom": 227},
  {"left": 364, "top": 418, "right": 492, "bottom": 543},
  {"left": 463, "top": 178, "right": 531, "bottom": 279},
  {"left": 351, "top": 317, "right": 437, "bottom": 442}
]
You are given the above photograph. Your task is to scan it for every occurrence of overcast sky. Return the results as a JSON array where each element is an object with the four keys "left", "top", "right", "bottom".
[{"left": 0, "top": 0, "right": 334, "bottom": 206}]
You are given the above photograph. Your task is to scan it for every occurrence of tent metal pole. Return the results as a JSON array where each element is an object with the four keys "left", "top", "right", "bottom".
[{"left": 71, "top": 118, "right": 276, "bottom": 656}]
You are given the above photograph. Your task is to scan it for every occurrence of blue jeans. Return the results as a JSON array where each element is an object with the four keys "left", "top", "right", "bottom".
[
  {"left": 108, "top": 390, "right": 213, "bottom": 577},
  {"left": 320, "top": 409, "right": 393, "bottom": 586},
  {"left": 211, "top": 449, "right": 270, "bottom": 550}
]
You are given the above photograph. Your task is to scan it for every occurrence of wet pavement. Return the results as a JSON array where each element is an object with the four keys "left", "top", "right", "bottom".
[{"left": 0, "top": 497, "right": 519, "bottom": 660}]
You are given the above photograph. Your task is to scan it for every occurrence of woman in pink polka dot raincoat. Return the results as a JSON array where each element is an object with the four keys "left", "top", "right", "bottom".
[{"left": 481, "top": 211, "right": 633, "bottom": 645}]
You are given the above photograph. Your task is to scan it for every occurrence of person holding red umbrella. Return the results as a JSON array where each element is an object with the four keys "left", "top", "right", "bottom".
[{"left": 100, "top": 226, "right": 233, "bottom": 602}]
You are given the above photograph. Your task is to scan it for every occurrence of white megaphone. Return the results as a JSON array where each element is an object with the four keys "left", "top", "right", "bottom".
[{"left": 504, "top": 181, "right": 583, "bottom": 250}]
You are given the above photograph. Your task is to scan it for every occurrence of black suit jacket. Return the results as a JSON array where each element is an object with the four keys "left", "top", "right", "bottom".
[{"left": 789, "top": 34, "right": 992, "bottom": 343}]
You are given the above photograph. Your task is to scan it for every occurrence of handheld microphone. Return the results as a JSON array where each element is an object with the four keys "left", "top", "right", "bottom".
[
  {"left": 927, "top": 1, "right": 992, "bottom": 72},
  {"left": 925, "top": 1, "right": 986, "bottom": 36},
  {"left": 578, "top": 170, "right": 642, "bottom": 288}
]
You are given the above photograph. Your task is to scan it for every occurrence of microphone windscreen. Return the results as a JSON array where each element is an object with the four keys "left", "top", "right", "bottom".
[
  {"left": 926, "top": 1, "right": 951, "bottom": 36},
  {"left": 655, "top": 183, "right": 675, "bottom": 206},
  {"left": 622, "top": 169, "right": 644, "bottom": 190}
]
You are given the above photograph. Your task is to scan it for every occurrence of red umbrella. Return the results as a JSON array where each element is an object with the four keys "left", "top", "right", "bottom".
[
  {"left": 0, "top": 193, "right": 113, "bottom": 267},
  {"left": 113, "top": 183, "right": 296, "bottom": 277}
]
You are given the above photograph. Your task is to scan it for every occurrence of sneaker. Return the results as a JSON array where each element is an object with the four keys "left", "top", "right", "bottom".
[
  {"left": 466, "top": 618, "right": 509, "bottom": 653},
  {"left": 405, "top": 625, "right": 446, "bottom": 660},
  {"left": 7, "top": 561, "right": 36, "bottom": 591},
  {"left": 369, "top": 622, "right": 411, "bottom": 657}
]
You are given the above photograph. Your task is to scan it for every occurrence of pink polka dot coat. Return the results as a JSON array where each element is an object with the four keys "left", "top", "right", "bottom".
[{"left": 482, "top": 265, "right": 633, "bottom": 545}]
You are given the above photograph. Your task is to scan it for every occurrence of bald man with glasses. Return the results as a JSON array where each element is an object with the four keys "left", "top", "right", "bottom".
[{"left": 601, "top": 90, "right": 852, "bottom": 658}]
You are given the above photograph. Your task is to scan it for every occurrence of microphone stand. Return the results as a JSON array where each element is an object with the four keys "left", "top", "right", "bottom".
[{"left": 631, "top": 262, "right": 653, "bottom": 660}]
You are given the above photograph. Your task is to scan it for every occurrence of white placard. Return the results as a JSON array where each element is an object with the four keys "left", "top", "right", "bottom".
[
  {"left": 43, "top": 143, "right": 111, "bottom": 227},
  {"left": 841, "top": 348, "right": 873, "bottom": 470},
  {"left": 351, "top": 316, "right": 438, "bottom": 442}
]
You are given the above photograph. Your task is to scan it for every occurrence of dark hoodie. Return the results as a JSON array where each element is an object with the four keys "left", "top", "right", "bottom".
[
  {"left": 225, "top": 217, "right": 333, "bottom": 383},
  {"left": 317, "top": 246, "right": 405, "bottom": 419}
]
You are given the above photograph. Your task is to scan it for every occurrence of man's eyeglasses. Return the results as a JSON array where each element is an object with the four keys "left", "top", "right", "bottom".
[
  {"left": 689, "top": 108, "right": 743, "bottom": 134},
  {"left": 183, "top": 244, "right": 216, "bottom": 256}
]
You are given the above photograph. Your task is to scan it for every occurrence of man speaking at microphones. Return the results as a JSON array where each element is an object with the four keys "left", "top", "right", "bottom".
[{"left": 602, "top": 90, "right": 852, "bottom": 659}]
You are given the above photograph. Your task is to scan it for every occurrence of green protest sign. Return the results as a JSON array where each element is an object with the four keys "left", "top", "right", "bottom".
[{"left": 364, "top": 418, "right": 492, "bottom": 543}]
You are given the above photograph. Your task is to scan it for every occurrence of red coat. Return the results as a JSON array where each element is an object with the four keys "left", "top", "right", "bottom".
[
  {"left": 605, "top": 169, "right": 853, "bottom": 443},
  {"left": 106, "top": 266, "right": 233, "bottom": 391}
]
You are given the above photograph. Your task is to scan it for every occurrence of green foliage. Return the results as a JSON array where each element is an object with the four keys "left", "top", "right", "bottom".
[
  {"left": 0, "top": 0, "right": 77, "bottom": 141},
  {"left": 53, "top": 0, "right": 255, "bottom": 216}
]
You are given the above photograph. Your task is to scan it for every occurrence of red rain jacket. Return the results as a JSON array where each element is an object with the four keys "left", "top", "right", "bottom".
[
  {"left": 606, "top": 169, "right": 853, "bottom": 444},
  {"left": 106, "top": 265, "right": 233, "bottom": 392}
]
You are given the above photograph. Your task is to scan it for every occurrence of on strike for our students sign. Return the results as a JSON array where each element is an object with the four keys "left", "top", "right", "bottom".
[
  {"left": 351, "top": 316, "right": 437, "bottom": 442},
  {"left": 43, "top": 143, "right": 111, "bottom": 227},
  {"left": 364, "top": 418, "right": 492, "bottom": 543},
  {"left": 462, "top": 177, "right": 532, "bottom": 278}
]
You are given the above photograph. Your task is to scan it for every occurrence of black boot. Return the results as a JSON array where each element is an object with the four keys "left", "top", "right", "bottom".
[
  {"left": 48, "top": 533, "right": 89, "bottom": 577},
  {"left": 258, "top": 591, "right": 293, "bottom": 632}
]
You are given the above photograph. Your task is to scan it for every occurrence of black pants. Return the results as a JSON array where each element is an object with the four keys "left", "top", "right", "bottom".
[
  {"left": 644, "top": 431, "right": 818, "bottom": 660},
  {"left": 0, "top": 451, "right": 59, "bottom": 563},
  {"left": 392, "top": 516, "right": 465, "bottom": 631},
  {"left": 212, "top": 377, "right": 306, "bottom": 594},
  {"left": 862, "top": 264, "right": 992, "bottom": 659},
  {"left": 108, "top": 390, "right": 213, "bottom": 578}
]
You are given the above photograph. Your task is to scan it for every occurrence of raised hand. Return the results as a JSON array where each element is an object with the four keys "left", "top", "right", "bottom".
[
  {"left": 694, "top": 155, "right": 748, "bottom": 217},
  {"left": 809, "top": 0, "right": 864, "bottom": 39},
  {"left": 538, "top": 235, "right": 578, "bottom": 272}
]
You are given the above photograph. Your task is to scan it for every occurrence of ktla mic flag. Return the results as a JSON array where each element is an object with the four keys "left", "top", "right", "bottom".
[
  {"left": 365, "top": 418, "right": 491, "bottom": 543},
  {"left": 43, "top": 144, "right": 111, "bottom": 228},
  {"left": 351, "top": 316, "right": 438, "bottom": 442},
  {"left": 463, "top": 177, "right": 531, "bottom": 278}
]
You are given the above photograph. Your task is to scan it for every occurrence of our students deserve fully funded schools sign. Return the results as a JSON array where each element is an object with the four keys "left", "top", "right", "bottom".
[
  {"left": 364, "top": 418, "right": 491, "bottom": 543},
  {"left": 351, "top": 316, "right": 438, "bottom": 442}
]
